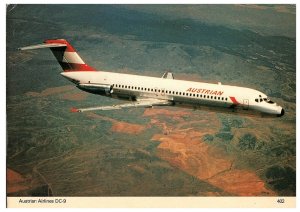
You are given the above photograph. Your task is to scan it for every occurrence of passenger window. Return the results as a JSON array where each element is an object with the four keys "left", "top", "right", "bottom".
[
  {"left": 255, "top": 99, "right": 258, "bottom": 102},
  {"left": 193, "top": 94, "right": 195, "bottom": 97},
  {"left": 225, "top": 98, "right": 228, "bottom": 101},
  {"left": 197, "top": 94, "right": 199, "bottom": 97}
]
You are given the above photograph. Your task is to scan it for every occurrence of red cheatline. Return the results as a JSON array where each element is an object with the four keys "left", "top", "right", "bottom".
[{"left": 229, "top": 96, "right": 240, "bottom": 105}]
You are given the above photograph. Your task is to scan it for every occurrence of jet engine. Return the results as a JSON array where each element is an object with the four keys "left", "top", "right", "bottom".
[{"left": 77, "top": 83, "right": 113, "bottom": 96}]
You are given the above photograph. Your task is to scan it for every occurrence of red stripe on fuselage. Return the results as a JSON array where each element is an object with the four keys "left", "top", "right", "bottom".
[{"left": 229, "top": 96, "right": 240, "bottom": 105}]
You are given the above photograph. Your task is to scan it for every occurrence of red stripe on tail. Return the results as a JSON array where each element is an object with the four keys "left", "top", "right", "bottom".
[
  {"left": 59, "top": 62, "right": 96, "bottom": 72},
  {"left": 44, "top": 39, "right": 96, "bottom": 72},
  {"left": 44, "top": 39, "right": 76, "bottom": 52}
]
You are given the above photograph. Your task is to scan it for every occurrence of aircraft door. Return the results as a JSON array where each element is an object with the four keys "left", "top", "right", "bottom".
[{"left": 243, "top": 99, "right": 249, "bottom": 110}]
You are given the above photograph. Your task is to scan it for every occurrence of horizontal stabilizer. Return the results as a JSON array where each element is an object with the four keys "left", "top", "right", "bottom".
[{"left": 18, "top": 43, "right": 67, "bottom": 51}]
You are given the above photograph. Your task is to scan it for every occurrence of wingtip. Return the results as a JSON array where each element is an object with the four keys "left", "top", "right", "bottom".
[{"left": 70, "top": 107, "right": 79, "bottom": 113}]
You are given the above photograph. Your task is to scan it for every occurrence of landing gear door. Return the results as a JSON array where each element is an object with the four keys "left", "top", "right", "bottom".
[{"left": 243, "top": 99, "right": 249, "bottom": 110}]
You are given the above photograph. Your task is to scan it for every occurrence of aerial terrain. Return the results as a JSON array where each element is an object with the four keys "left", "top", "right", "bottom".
[{"left": 6, "top": 4, "right": 295, "bottom": 196}]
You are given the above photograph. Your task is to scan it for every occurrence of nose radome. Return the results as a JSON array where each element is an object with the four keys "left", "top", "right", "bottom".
[{"left": 277, "top": 108, "right": 285, "bottom": 117}]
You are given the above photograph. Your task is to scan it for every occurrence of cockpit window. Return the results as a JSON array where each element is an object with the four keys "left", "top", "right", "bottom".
[
  {"left": 263, "top": 98, "right": 274, "bottom": 104},
  {"left": 255, "top": 96, "right": 274, "bottom": 104}
]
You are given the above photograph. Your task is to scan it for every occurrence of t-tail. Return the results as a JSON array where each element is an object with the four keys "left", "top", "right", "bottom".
[{"left": 18, "top": 39, "right": 96, "bottom": 72}]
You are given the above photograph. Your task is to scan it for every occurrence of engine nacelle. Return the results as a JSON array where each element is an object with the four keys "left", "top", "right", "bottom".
[{"left": 77, "top": 83, "right": 113, "bottom": 96}]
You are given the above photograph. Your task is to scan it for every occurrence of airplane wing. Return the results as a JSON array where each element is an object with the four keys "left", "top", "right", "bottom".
[{"left": 71, "top": 98, "right": 173, "bottom": 112}]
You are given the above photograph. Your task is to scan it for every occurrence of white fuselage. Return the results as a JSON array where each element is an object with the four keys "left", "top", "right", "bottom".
[{"left": 61, "top": 71, "right": 284, "bottom": 117}]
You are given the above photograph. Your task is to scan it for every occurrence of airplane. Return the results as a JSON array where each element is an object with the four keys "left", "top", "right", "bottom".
[{"left": 19, "top": 39, "right": 285, "bottom": 117}]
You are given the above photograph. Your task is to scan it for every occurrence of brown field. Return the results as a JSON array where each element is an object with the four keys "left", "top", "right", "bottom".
[
  {"left": 111, "top": 121, "right": 146, "bottom": 134},
  {"left": 152, "top": 130, "right": 275, "bottom": 196},
  {"left": 7, "top": 168, "right": 29, "bottom": 194},
  {"left": 153, "top": 131, "right": 232, "bottom": 180},
  {"left": 146, "top": 108, "right": 274, "bottom": 196},
  {"left": 62, "top": 92, "right": 88, "bottom": 101},
  {"left": 86, "top": 112, "right": 146, "bottom": 134},
  {"left": 208, "top": 169, "right": 275, "bottom": 196},
  {"left": 143, "top": 108, "right": 191, "bottom": 117}
]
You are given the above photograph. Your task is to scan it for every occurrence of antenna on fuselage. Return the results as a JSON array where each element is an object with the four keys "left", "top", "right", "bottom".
[{"left": 162, "top": 71, "right": 174, "bottom": 79}]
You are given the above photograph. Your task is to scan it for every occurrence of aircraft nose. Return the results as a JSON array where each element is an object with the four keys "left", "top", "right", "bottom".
[{"left": 277, "top": 108, "right": 285, "bottom": 117}]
